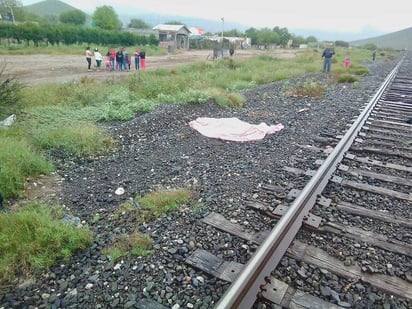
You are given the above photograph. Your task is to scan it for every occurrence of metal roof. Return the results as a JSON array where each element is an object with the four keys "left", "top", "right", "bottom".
[{"left": 153, "top": 24, "right": 191, "bottom": 34}]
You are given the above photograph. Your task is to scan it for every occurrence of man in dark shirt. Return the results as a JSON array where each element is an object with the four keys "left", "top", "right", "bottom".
[{"left": 321, "top": 47, "right": 335, "bottom": 72}]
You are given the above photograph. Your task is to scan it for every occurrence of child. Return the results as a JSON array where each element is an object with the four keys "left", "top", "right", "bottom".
[
  {"left": 126, "top": 54, "right": 131, "bottom": 71},
  {"left": 343, "top": 53, "right": 351, "bottom": 69},
  {"left": 106, "top": 56, "right": 111, "bottom": 71}
]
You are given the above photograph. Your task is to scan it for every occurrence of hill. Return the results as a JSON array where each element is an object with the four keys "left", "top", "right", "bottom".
[
  {"left": 22, "top": 0, "right": 411, "bottom": 47},
  {"left": 350, "top": 27, "right": 412, "bottom": 50},
  {"left": 23, "top": 0, "right": 92, "bottom": 25},
  {"left": 23, "top": 0, "right": 78, "bottom": 17}
]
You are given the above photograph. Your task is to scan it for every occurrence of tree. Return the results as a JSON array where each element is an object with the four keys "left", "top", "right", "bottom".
[
  {"left": 291, "top": 35, "right": 305, "bottom": 47},
  {"left": 165, "top": 20, "right": 185, "bottom": 25},
  {"left": 59, "top": 9, "right": 86, "bottom": 26},
  {"left": 92, "top": 6, "right": 121, "bottom": 31},
  {"left": 245, "top": 27, "right": 258, "bottom": 45},
  {"left": 273, "top": 26, "right": 291, "bottom": 47},
  {"left": 335, "top": 40, "right": 349, "bottom": 48},
  {"left": 306, "top": 36, "right": 318, "bottom": 44},
  {"left": 128, "top": 18, "right": 150, "bottom": 29},
  {"left": 256, "top": 27, "right": 279, "bottom": 48}
]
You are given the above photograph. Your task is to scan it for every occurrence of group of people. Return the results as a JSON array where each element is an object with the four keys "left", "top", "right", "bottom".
[
  {"left": 85, "top": 46, "right": 146, "bottom": 72},
  {"left": 321, "top": 47, "right": 379, "bottom": 73}
]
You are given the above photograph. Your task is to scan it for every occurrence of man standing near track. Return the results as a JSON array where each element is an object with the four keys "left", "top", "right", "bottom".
[{"left": 321, "top": 45, "right": 335, "bottom": 73}]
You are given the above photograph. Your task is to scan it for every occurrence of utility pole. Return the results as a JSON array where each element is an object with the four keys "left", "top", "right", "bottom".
[
  {"left": 10, "top": 6, "right": 15, "bottom": 23},
  {"left": 221, "top": 17, "right": 224, "bottom": 42},
  {"left": 221, "top": 17, "right": 224, "bottom": 56}
]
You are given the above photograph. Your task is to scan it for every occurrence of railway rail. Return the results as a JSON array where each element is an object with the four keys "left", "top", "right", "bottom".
[
  {"left": 2, "top": 52, "right": 410, "bottom": 309},
  {"left": 185, "top": 54, "right": 412, "bottom": 308}
]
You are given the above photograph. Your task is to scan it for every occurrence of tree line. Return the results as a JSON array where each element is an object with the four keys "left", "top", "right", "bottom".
[
  {"left": 0, "top": 1, "right": 351, "bottom": 49},
  {"left": 0, "top": 23, "right": 158, "bottom": 47}
]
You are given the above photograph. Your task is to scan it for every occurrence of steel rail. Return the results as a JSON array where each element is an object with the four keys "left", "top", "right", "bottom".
[{"left": 215, "top": 60, "right": 403, "bottom": 309}]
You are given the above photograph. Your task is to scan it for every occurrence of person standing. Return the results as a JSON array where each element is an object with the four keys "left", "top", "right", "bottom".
[
  {"left": 85, "top": 46, "right": 92, "bottom": 72},
  {"left": 167, "top": 44, "right": 172, "bottom": 59},
  {"left": 372, "top": 50, "right": 376, "bottom": 61},
  {"left": 134, "top": 50, "right": 140, "bottom": 70},
  {"left": 94, "top": 48, "right": 103, "bottom": 71},
  {"left": 343, "top": 53, "right": 351, "bottom": 69},
  {"left": 116, "top": 48, "right": 123, "bottom": 71},
  {"left": 109, "top": 48, "right": 116, "bottom": 71},
  {"left": 122, "top": 47, "right": 129, "bottom": 71},
  {"left": 321, "top": 46, "right": 335, "bottom": 73},
  {"left": 140, "top": 50, "right": 146, "bottom": 70}
]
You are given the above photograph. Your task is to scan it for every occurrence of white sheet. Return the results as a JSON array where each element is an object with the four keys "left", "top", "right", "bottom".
[{"left": 189, "top": 117, "right": 284, "bottom": 142}]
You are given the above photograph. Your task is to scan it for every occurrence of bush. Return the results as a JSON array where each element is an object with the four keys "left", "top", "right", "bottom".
[
  {"left": 337, "top": 73, "right": 358, "bottom": 83},
  {"left": 0, "top": 63, "right": 23, "bottom": 118},
  {"left": 0, "top": 204, "right": 93, "bottom": 283},
  {"left": 0, "top": 137, "right": 53, "bottom": 199}
]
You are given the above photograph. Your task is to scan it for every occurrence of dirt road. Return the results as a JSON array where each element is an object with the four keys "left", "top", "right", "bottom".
[{"left": 1, "top": 49, "right": 297, "bottom": 86}]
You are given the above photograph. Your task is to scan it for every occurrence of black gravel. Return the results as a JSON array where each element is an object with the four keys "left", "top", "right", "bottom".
[{"left": 2, "top": 56, "right": 410, "bottom": 309}]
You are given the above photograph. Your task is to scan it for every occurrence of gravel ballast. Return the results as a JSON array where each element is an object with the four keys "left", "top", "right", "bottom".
[{"left": 2, "top": 56, "right": 410, "bottom": 309}]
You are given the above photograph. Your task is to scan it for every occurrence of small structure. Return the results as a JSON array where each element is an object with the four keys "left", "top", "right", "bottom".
[
  {"left": 153, "top": 24, "right": 191, "bottom": 50},
  {"left": 188, "top": 26, "right": 205, "bottom": 40}
]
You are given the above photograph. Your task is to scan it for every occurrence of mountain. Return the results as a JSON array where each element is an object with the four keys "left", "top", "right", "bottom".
[
  {"left": 350, "top": 27, "right": 412, "bottom": 50},
  {"left": 22, "top": 0, "right": 411, "bottom": 47},
  {"left": 23, "top": 0, "right": 78, "bottom": 17},
  {"left": 23, "top": 0, "right": 92, "bottom": 25},
  {"left": 289, "top": 27, "right": 385, "bottom": 42}
]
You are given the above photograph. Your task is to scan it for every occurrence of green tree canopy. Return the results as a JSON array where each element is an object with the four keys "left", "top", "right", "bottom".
[
  {"left": 128, "top": 18, "right": 150, "bottom": 29},
  {"left": 291, "top": 35, "right": 305, "bottom": 47},
  {"left": 165, "top": 20, "right": 185, "bottom": 25},
  {"left": 306, "top": 35, "right": 318, "bottom": 44},
  {"left": 335, "top": 40, "right": 349, "bottom": 47},
  {"left": 59, "top": 9, "right": 86, "bottom": 25},
  {"left": 92, "top": 5, "right": 121, "bottom": 31}
]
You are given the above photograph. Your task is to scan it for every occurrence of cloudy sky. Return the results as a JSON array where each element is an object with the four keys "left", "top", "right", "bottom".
[{"left": 22, "top": 0, "right": 410, "bottom": 34}]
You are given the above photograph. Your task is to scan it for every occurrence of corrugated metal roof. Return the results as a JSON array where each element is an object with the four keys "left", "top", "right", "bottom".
[{"left": 153, "top": 24, "right": 190, "bottom": 33}]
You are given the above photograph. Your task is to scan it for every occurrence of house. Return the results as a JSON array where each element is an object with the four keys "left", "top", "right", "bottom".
[{"left": 152, "top": 24, "right": 191, "bottom": 49}]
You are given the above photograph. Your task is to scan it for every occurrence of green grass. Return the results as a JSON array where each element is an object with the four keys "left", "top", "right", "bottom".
[
  {"left": 102, "top": 231, "right": 153, "bottom": 262},
  {"left": 0, "top": 204, "right": 93, "bottom": 283},
  {"left": 0, "top": 136, "right": 53, "bottom": 199},
  {"left": 137, "top": 188, "right": 192, "bottom": 216},
  {"left": 0, "top": 43, "right": 166, "bottom": 57},
  {"left": 103, "top": 188, "right": 192, "bottom": 261},
  {"left": 283, "top": 78, "right": 327, "bottom": 98}
]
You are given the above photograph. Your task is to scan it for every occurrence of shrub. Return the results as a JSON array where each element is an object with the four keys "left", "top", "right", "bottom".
[
  {"left": 0, "top": 204, "right": 93, "bottom": 283},
  {"left": 0, "top": 63, "right": 23, "bottom": 118},
  {"left": 337, "top": 73, "right": 358, "bottom": 83},
  {"left": 0, "top": 137, "right": 53, "bottom": 199},
  {"left": 137, "top": 188, "right": 192, "bottom": 216},
  {"left": 283, "top": 79, "right": 326, "bottom": 98},
  {"left": 32, "top": 122, "right": 115, "bottom": 157},
  {"left": 102, "top": 231, "right": 153, "bottom": 261}
]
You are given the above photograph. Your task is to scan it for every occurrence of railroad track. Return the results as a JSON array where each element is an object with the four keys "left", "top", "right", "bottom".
[{"left": 184, "top": 54, "right": 412, "bottom": 308}]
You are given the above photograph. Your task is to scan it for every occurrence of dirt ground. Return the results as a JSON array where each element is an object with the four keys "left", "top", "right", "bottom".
[{"left": 1, "top": 49, "right": 297, "bottom": 86}]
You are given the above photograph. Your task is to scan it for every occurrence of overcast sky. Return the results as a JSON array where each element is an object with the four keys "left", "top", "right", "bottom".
[{"left": 22, "top": 0, "right": 410, "bottom": 34}]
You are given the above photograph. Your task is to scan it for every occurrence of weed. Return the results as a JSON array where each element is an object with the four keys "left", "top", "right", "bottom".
[
  {"left": 284, "top": 79, "right": 326, "bottom": 98},
  {"left": 0, "top": 136, "right": 53, "bottom": 199},
  {"left": 102, "top": 231, "right": 153, "bottom": 261},
  {"left": 0, "top": 63, "right": 23, "bottom": 118},
  {"left": 92, "top": 213, "right": 100, "bottom": 223},
  {"left": 0, "top": 204, "right": 93, "bottom": 284},
  {"left": 337, "top": 74, "right": 358, "bottom": 83},
  {"left": 137, "top": 188, "right": 192, "bottom": 216}
]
